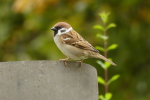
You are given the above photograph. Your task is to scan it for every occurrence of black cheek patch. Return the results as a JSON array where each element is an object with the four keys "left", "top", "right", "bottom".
[{"left": 61, "top": 30, "right": 66, "bottom": 33}]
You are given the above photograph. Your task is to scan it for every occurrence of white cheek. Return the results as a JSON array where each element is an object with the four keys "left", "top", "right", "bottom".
[
  {"left": 57, "top": 27, "right": 73, "bottom": 36},
  {"left": 57, "top": 30, "right": 63, "bottom": 35}
]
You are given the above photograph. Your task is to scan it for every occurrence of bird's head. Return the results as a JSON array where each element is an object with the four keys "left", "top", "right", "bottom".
[{"left": 51, "top": 22, "right": 72, "bottom": 36}]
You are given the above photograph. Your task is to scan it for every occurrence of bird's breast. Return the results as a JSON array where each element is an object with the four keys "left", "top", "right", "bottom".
[{"left": 54, "top": 35, "right": 88, "bottom": 60}]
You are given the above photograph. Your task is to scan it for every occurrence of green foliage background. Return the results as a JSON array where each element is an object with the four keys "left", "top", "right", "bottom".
[{"left": 0, "top": 0, "right": 150, "bottom": 100}]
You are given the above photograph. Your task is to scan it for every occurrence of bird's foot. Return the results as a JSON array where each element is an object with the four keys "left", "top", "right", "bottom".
[
  {"left": 77, "top": 60, "right": 84, "bottom": 67},
  {"left": 60, "top": 58, "right": 70, "bottom": 67}
]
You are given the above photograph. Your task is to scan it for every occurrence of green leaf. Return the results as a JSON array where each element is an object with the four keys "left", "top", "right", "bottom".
[
  {"left": 104, "top": 60, "right": 111, "bottom": 68},
  {"left": 107, "top": 44, "right": 118, "bottom": 51},
  {"left": 96, "top": 33, "right": 108, "bottom": 40},
  {"left": 97, "top": 60, "right": 106, "bottom": 69},
  {"left": 106, "top": 23, "right": 116, "bottom": 30},
  {"left": 100, "top": 34, "right": 109, "bottom": 40},
  {"left": 105, "top": 93, "right": 112, "bottom": 100},
  {"left": 98, "top": 76, "right": 105, "bottom": 85},
  {"left": 99, "top": 95, "right": 104, "bottom": 100},
  {"left": 96, "top": 33, "right": 101, "bottom": 38},
  {"left": 93, "top": 25, "right": 104, "bottom": 31},
  {"left": 99, "top": 12, "right": 110, "bottom": 24},
  {"left": 108, "top": 74, "right": 120, "bottom": 85},
  {"left": 95, "top": 46, "right": 104, "bottom": 52}
]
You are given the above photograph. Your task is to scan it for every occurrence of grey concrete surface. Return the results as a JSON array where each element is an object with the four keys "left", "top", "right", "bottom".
[{"left": 0, "top": 60, "right": 98, "bottom": 100}]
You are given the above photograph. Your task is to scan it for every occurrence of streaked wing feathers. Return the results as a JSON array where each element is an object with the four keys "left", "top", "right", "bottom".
[{"left": 61, "top": 30, "right": 99, "bottom": 53}]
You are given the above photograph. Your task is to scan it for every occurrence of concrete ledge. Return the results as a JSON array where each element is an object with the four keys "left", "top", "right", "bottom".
[{"left": 0, "top": 60, "right": 98, "bottom": 100}]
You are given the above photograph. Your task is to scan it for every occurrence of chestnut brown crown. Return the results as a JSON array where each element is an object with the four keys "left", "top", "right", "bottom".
[{"left": 53, "top": 22, "right": 71, "bottom": 29}]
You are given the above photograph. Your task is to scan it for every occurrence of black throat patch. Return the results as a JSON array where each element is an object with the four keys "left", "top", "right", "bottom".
[{"left": 54, "top": 30, "right": 58, "bottom": 37}]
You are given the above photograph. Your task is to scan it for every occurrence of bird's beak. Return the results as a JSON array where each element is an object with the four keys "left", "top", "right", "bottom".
[{"left": 51, "top": 27, "right": 57, "bottom": 31}]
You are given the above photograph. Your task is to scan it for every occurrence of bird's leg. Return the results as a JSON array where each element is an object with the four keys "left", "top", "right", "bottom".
[
  {"left": 60, "top": 57, "right": 70, "bottom": 67},
  {"left": 77, "top": 60, "right": 84, "bottom": 66}
]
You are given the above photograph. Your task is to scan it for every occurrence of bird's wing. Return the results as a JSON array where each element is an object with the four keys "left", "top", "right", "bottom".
[{"left": 60, "top": 30, "right": 99, "bottom": 53}]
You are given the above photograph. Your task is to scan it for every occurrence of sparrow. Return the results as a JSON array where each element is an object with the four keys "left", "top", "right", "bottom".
[{"left": 51, "top": 22, "right": 116, "bottom": 66}]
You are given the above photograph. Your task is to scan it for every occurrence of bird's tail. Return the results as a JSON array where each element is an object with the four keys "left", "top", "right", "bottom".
[{"left": 93, "top": 53, "right": 116, "bottom": 66}]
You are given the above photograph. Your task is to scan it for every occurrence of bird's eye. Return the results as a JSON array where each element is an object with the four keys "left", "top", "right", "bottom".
[{"left": 61, "top": 30, "right": 66, "bottom": 33}]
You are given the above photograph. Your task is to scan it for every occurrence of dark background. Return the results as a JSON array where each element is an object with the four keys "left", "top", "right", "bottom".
[{"left": 0, "top": 0, "right": 150, "bottom": 100}]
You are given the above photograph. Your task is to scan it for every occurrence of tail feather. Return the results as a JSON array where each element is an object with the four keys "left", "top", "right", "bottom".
[{"left": 94, "top": 54, "right": 116, "bottom": 66}]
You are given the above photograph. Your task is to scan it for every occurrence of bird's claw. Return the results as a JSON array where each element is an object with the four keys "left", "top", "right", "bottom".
[
  {"left": 60, "top": 58, "right": 70, "bottom": 67},
  {"left": 77, "top": 60, "right": 84, "bottom": 67}
]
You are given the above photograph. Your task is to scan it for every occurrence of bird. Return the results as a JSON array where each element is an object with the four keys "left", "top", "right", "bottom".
[{"left": 51, "top": 22, "right": 116, "bottom": 66}]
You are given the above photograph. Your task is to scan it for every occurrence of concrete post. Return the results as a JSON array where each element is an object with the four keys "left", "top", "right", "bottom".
[{"left": 0, "top": 60, "right": 98, "bottom": 100}]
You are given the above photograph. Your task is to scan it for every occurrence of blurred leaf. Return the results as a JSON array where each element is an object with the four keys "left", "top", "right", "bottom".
[
  {"left": 107, "top": 44, "right": 118, "bottom": 51},
  {"left": 99, "top": 95, "right": 104, "bottom": 100},
  {"left": 96, "top": 34, "right": 108, "bottom": 40},
  {"left": 104, "top": 60, "right": 111, "bottom": 68},
  {"left": 98, "top": 76, "right": 105, "bottom": 85},
  {"left": 108, "top": 74, "right": 120, "bottom": 85},
  {"left": 97, "top": 60, "right": 106, "bottom": 69},
  {"left": 99, "top": 93, "right": 112, "bottom": 100},
  {"left": 106, "top": 23, "right": 116, "bottom": 30},
  {"left": 105, "top": 93, "right": 112, "bottom": 100},
  {"left": 100, "top": 34, "right": 108, "bottom": 40},
  {"left": 99, "top": 12, "right": 110, "bottom": 24},
  {"left": 95, "top": 46, "right": 104, "bottom": 52},
  {"left": 93, "top": 25, "right": 104, "bottom": 31},
  {"left": 96, "top": 33, "right": 101, "bottom": 38}
]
